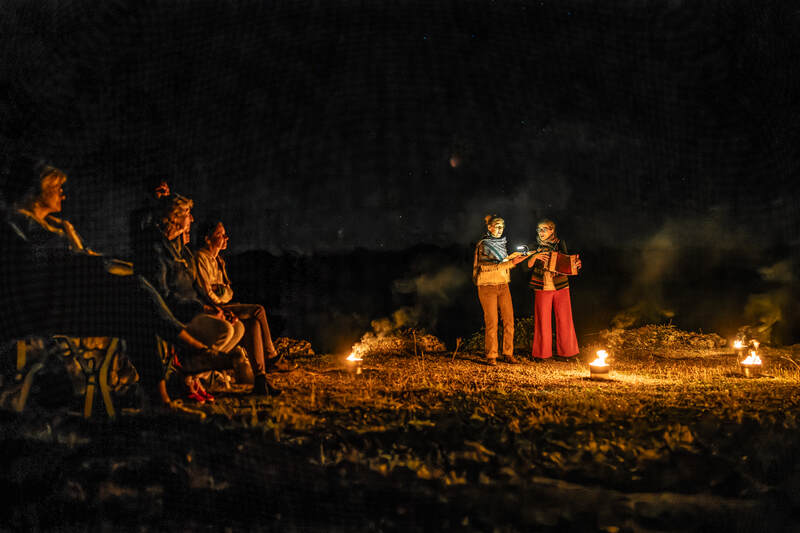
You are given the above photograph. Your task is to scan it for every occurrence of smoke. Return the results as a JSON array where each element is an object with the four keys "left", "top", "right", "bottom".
[
  {"left": 350, "top": 264, "right": 469, "bottom": 354},
  {"left": 392, "top": 265, "right": 467, "bottom": 328},
  {"left": 611, "top": 209, "right": 759, "bottom": 330},
  {"left": 368, "top": 307, "right": 422, "bottom": 337},
  {"left": 740, "top": 259, "right": 799, "bottom": 344}
]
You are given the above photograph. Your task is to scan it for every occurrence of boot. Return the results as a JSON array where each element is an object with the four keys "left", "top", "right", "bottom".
[
  {"left": 253, "top": 374, "right": 281, "bottom": 396},
  {"left": 266, "top": 352, "right": 297, "bottom": 373}
]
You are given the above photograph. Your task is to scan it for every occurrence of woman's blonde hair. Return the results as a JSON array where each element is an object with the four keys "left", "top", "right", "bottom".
[
  {"left": 157, "top": 194, "right": 194, "bottom": 236},
  {"left": 18, "top": 164, "right": 67, "bottom": 209},
  {"left": 39, "top": 166, "right": 66, "bottom": 192},
  {"left": 484, "top": 214, "right": 504, "bottom": 227}
]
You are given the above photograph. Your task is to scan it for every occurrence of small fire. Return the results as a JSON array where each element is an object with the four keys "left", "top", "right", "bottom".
[
  {"left": 751, "top": 340, "right": 760, "bottom": 351},
  {"left": 590, "top": 349, "right": 609, "bottom": 367},
  {"left": 733, "top": 339, "right": 744, "bottom": 350},
  {"left": 346, "top": 352, "right": 363, "bottom": 362},
  {"left": 741, "top": 351, "right": 762, "bottom": 366}
]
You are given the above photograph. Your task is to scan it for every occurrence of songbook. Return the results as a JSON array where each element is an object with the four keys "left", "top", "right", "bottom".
[{"left": 546, "top": 251, "right": 579, "bottom": 275}]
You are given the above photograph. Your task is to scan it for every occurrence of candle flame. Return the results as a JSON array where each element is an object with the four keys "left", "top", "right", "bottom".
[
  {"left": 751, "top": 340, "right": 760, "bottom": 350},
  {"left": 741, "top": 351, "right": 762, "bottom": 365},
  {"left": 590, "top": 349, "right": 609, "bottom": 367},
  {"left": 733, "top": 340, "right": 744, "bottom": 349}
]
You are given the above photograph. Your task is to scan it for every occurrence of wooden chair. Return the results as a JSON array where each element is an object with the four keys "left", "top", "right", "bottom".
[{"left": 14, "top": 336, "right": 123, "bottom": 418}]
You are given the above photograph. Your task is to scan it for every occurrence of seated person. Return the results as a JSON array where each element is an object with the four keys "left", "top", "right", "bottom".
[
  {"left": 137, "top": 196, "right": 280, "bottom": 396},
  {"left": 0, "top": 156, "right": 233, "bottom": 406},
  {"left": 129, "top": 175, "right": 171, "bottom": 260},
  {"left": 194, "top": 220, "right": 295, "bottom": 380}
]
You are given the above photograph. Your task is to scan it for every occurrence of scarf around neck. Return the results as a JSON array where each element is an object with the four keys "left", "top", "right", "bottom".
[
  {"left": 480, "top": 234, "right": 508, "bottom": 261},
  {"left": 536, "top": 233, "right": 560, "bottom": 252}
]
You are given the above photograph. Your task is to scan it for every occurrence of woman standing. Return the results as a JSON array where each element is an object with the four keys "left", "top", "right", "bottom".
[
  {"left": 473, "top": 215, "right": 531, "bottom": 365},
  {"left": 527, "top": 219, "right": 581, "bottom": 361}
]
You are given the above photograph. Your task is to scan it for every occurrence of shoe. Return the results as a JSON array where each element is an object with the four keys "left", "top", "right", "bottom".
[
  {"left": 266, "top": 353, "right": 297, "bottom": 373},
  {"left": 253, "top": 374, "right": 282, "bottom": 396},
  {"left": 186, "top": 391, "right": 206, "bottom": 404},
  {"left": 554, "top": 355, "right": 575, "bottom": 362},
  {"left": 486, "top": 357, "right": 498, "bottom": 367},
  {"left": 503, "top": 354, "right": 519, "bottom": 364},
  {"left": 196, "top": 385, "right": 215, "bottom": 403},
  {"left": 532, "top": 357, "right": 549, "bottom": 363}
]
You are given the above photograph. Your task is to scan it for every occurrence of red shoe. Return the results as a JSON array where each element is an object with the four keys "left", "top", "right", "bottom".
[
  {"left": 186, "top": 391, "right": 206, "bottom": 404},
  {"left": 197, "top": 387, "right": 215, "bottom": 403}
]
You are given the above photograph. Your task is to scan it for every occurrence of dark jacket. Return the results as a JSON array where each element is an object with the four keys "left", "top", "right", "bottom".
[{"left": 135, "top": 229, "right": 205, "bottom": 323}]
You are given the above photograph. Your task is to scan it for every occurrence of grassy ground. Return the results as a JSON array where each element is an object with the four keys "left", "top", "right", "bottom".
[{"left": 3, "top": 337, "right": 800, "bottom": 532}]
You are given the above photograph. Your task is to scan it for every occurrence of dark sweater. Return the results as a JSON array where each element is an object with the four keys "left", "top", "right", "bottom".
[
  {"left": 135, "top": 229, "right": 205, "bottom": 323},
  {"left": 528, "top": 239, "right": 571, "bottom": 291}
]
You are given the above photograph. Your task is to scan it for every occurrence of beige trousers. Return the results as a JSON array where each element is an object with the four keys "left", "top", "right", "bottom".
[
  {"left": 477, "top": 283, "right": 514, "bottom": 359},
  {"left": 185, "top": 313, "right": 244, "bottom": 353}
]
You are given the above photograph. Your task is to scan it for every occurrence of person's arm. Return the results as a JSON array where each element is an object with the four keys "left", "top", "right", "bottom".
[
  {"left": 144, "top": 239, "right": 204, "bottom": 319},
  {"left": 526, "top": 251, "right": 550, "bottom": 269},
  {"left": 217, "top": 256, "right": 235, "bottom": 303},
  {"left": 476, "top": 243, "right": 510, "bottom": 271}
]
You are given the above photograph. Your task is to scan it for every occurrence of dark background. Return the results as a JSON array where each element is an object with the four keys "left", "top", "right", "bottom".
[{"left": 2, "top": 0, "right": 799, "bottom": 351}]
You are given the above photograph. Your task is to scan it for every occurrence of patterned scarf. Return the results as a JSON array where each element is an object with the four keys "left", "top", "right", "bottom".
[
  {"left": 480, "top": 234, "right": 508, "bottom": 261},
  {"left": 536, "top": 232, "right": 560, "bottom": 252}
]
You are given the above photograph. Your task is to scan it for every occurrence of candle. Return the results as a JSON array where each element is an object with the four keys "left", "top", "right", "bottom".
[
  {"left": 740, "top": 350, "right": 762, "bottom": 378},
  {"left": 346, "top": 352, "right": 363, "bottom": 375},
  {"left": 589, "top": 349, "right": 610, "bottom": 379}
]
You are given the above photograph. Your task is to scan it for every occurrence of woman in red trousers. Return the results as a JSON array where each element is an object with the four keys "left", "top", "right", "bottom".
[{"left": 527, "top": 219, "right": 581, "bottom": 361}]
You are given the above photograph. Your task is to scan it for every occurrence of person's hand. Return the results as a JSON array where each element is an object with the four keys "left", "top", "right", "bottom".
[
  {"left": 204, "top": 304, "right": 224, "bottom": 319},
  {"left": 223, "top": 310, "right": 238, "bottom": 324},
  {"left": 527, "top": 251, "right": 548, "bottom": 268},
  {"left": 575, "top": 256, "right": 582, "bottom": 271}
]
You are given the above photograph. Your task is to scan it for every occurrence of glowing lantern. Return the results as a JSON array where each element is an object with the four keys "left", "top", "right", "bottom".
[
  {"left": 346, "top": 352, "right": 363, "bottom": 375},
  {"left": 732, "top": 339, "right": 745, "bottom": 357},
  {"left": 589, "top": 349, "right": 610, "bottom": 379},
  {"left": 740, "top": 350, "right": 762, "bottom": 378}
]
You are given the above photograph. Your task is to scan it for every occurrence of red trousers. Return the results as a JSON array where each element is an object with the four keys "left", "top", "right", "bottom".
[
  {"left": 532, "top": 287, "right": 579, "bottom": 359},
  {"left": 477, "top": 283, "right": 514, "bottom": 359}
]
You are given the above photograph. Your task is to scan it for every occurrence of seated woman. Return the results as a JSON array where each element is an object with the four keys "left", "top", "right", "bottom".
[
  {"left": 194, "top": 220, "right": 294, "bottom": 392},
  {"left": 137, "top": 197, "right": 280, "bottom": 396},
  {"left": 0, "top": 156, "right": 231, "bottom": 406}
]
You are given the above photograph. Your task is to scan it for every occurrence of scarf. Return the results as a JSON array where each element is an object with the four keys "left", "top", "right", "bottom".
[
  {"left": 536, "top": 233, "right": 560, "bottom": 252},
  {"left": 479, "top": 234, "right": 508, "bottom": 261}
]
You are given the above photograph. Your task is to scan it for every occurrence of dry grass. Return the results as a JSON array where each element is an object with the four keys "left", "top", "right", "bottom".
[{"left": 3, "top": 335, "right": 800, "bottom": 531}]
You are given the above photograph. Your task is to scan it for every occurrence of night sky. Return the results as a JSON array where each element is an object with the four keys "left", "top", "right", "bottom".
[
  {"left": 3, "top": 1, "right": 800, "bottom": 346},
  {"left": 4, "top": 0, "right": 799, "bottom": 254}
]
